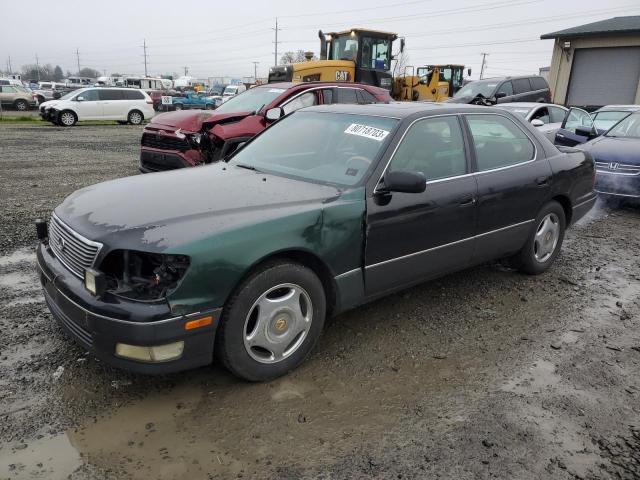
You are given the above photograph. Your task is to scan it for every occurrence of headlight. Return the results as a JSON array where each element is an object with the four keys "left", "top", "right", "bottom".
[
  {"left": 188, "top": 133, "right": 203, "bottom": 147},
  {"left": 97, "top": 250, "right": 190, "bottom": 301}
]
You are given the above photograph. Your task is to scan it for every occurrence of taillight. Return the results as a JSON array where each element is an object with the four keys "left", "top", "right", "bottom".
[{"left": 146, "top": 99, "right": 153, "bottom": 104}]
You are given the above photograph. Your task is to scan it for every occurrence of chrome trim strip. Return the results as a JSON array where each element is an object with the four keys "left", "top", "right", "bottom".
[
  {"left": 365, "top": 219, "right": 535, "bottom": 270},
  {"left": 572, "top": 196, "right": 597, "bottom": 209},
  {"left": 595, "top": 170, "right": 640, "bottom": 177},
  {"left": 594, "top": 189, "right": 640, "bottom": 199},
  {"left": 334, "top": 268, "right": 361, "bottom": 280}
]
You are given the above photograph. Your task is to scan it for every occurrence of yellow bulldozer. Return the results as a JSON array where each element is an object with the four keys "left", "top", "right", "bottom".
[{"left": 268, "top": 28, "right": 468, "bottom": 102}]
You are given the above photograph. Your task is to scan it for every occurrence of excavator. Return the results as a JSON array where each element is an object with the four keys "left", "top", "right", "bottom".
[{"left": 267, "top": 27, "right": 469, "bottom": 102}]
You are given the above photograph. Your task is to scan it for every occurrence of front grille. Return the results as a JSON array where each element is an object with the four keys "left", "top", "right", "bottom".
[
  {"left": 141, "top": 132, "right": 190, "bottom": 152},
  {"left": 49, "top": 215, "right": 102, "bottom": 278},
  {"left": 595, "top": 161, "right": 640, "bottom": 176},
  {"left": 140, "top": 150, "right": 187, "bottom": 172}
]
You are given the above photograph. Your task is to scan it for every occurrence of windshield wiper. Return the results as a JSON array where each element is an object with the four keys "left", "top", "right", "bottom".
[
  {"left": 253, "top": 103, "right": 266, "bottom": 115},
  {"left": 235, "top": 163, "right": 260, "bottom": 172}
]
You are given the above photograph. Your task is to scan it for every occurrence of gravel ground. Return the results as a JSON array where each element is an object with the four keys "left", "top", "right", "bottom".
[{"left": 0, "top": 124, "right": 639, "bottom": 480}]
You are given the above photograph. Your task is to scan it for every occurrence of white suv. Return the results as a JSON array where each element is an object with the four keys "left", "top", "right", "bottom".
[{"left": 39, "top": 87, "right": 156, "bottom": 126}]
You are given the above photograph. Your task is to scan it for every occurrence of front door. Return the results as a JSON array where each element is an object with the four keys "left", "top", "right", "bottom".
[
  {"left": 464, "top": 113, "right": 552, "bottom": 262},
  {"left": 554, "top": 107, "right": 595, "bottom": 146},
  {"left": 365, "top": 115, "right": 477, "bottom": 296},
  {"left": 73, "top": 89, "right": 102, "bottom": 119}
]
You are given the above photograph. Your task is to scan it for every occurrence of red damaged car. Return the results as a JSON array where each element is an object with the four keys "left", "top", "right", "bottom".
[{"left": 139, "top": 82, "right": 392, "bottom": 173}]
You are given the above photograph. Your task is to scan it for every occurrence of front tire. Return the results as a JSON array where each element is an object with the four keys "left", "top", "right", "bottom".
[
  {"left": 513, "top": 201, "right": 566, "bottom": 275},
  {"left": 58, "top": 110, "right": 77, "bottom": 126},
  {"left": 215, "top": 261, "right": 326, "bottom": 382},
  {"left": 127, "top": 110, "right": 143, "bottom": 125},
  {"left": 174, "top": 103, "right": 183, "bottom": 111}
]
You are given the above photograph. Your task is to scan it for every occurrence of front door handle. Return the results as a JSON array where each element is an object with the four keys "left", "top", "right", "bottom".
[
  {"left": 536, "top": 176, "right": 550, "bottom": 187},
  {"left": 459, "top": 195, "right": 476, "bottom": 207}
]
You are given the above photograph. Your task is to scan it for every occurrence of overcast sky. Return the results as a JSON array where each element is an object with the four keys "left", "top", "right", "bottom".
[{"left": 2, "top": 0, "right": 639, "bottom": 81}]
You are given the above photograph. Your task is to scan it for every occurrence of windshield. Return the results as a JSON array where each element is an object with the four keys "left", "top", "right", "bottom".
[
  {"left": 605, "top": 112, "right": 640, "bottom": 138},
  {"left": 361, "top": 36, "right": 391, "bottom": 70},
  {"left": 215, "top": 87, "right": 285, "bottom": 114},
  {"left": 454, "top": 81, "right": 498, "bottom": 98},
  {"left": 223, "top": 86, "right": 238, "bottom": 96},
  {"left": 495, "top": 105, "right": 533, "bottom": 117},
  {"left": 594, "top": 111, "right": 633, "bottom": 131},
  {"left": 229, "top": 111, "right": 397, "bottom": 187}
]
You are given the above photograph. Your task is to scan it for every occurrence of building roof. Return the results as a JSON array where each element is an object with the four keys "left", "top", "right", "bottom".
[{"left": 541, "top": 16, "right": 640, "bottom": 39}]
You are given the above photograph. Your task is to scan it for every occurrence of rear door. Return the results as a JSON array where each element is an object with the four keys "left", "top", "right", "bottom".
[
  {"left": 512, "top": 78, "right": 534, "bottom": 102},
  {"left": 365, "top": 114, "right": 477, "bottom": 296},
  {"left": 98, "top": 89, "right": 125, "bottom": 119},
  {"left": 554, "top": 107, "right": 595, "bottom": 146},
  {"left": 464, "top": 113, "right": 552, "bottom": 262}
]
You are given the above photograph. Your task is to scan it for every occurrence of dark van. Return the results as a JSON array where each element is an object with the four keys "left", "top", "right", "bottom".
[{"left": 447, "top": 75, "right": 551, "bottom": 105}]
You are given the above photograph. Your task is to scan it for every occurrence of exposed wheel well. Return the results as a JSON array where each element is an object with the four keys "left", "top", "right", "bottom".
[
  {"left": 551, "top": 195, "right": 572, "bottom": 225},
  {"left": 235, "top": 250, "right": 338, "bottom": 318}
]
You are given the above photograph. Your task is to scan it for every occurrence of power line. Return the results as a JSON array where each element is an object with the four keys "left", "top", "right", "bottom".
[{"left": 253, "top": 61, "right": 260, "bottom": 80}]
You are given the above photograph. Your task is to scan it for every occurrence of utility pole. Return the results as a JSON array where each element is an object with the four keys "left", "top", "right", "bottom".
[
  {"left": 142, "top": 39, "right": 149, "bottom": 77},
  {"left": 35, "top": 54, "right": 40, "bottom": 81},
  {"left": 479, "top": 53, "right": 488, "bottom": 80},
  {"left": 272, "top": 17, "right": 281, "bottom": 66},
  {"left": 76, "top": 48, "right": 81, "bottom": 76},
  {"left": 253, "top": 61, "right": 259, "bottom": 81},
  {"left": 183, "top": 66, "right": 189, "bottom": 76},
  {"left": 7, "top": 55, "right": 12, "bottom": 73}
]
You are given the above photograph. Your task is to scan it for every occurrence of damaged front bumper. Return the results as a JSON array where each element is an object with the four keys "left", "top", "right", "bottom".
[{"left": 37, "top": 242, "right": 221, "bottom": 374}]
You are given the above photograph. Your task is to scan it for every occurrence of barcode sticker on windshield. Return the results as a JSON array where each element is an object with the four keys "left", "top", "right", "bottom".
[
  {"left": 344, "top": 124, "right": 390, "bottom": 141},
  {"left": 268, "top": 89, "right": 285, "bottom": 93}
]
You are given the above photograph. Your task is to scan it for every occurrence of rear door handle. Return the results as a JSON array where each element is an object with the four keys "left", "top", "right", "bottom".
[{"left": 459, "top": 195, "right": 476, "bottom": 207}]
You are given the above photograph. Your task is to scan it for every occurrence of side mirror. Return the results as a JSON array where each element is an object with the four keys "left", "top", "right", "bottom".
[
  {"left": 494, "top": 92, "right": 507, "bottom": 99},
  {"left": 265, "top": 107, "right": 284, "bottom": 122},
  {"left": 76, "top": 96, "right": 85, "bottom": 102},
  {"left": 381, "top": 170, "right": 426, "bottom": 194},
  {"left": 575, "top": 126, "right": 597, "bottom": 138},
  {"left": 531, "top": 119, "right": 544, "bottom": 127}
]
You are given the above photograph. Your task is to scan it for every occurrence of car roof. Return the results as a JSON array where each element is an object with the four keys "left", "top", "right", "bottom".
[
  {"left": 594, "top": 105, "right": 640, "bottom": 112},
  {"left": 302, "top": 102, "right": 496, "bottom": 118},
  {"left": 496, "top": 102, "right": 564, "bottom": 109},
  {"left": 260, "top": 81, "right": 387, "bottom": 93}
]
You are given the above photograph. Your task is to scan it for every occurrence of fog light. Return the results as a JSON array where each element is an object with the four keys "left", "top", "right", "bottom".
[
  {"left": 35, "top": 219, "right": 48, "bottom": 240},
  {"left": 115, "top": 341, "right": 184, "bottom": 362},
  {"left": 84, "top": 268, "right": 106, "bottom": 297}
]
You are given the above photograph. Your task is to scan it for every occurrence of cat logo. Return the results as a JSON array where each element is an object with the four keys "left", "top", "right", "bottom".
[{"left": 335, "top": 70, "right": 350, "bottom": 81}]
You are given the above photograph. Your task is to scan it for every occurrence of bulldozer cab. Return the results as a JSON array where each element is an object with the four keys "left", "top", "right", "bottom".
[{"left": 268, "top": 28, "right": 398, "bottom": 91}]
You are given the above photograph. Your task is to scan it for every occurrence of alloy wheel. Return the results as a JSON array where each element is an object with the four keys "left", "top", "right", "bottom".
[
  {"left": 533, "top": 213, "right": 560, "bottom": 263},
  {"left": 243, "top": 283, "right": 313, "bottom": 364},
  {"left": 129, "top": 112, "right": 142, "bottom": 125},
  {"left": 60, "top": 112, "right": 75, "bottom": 126}
]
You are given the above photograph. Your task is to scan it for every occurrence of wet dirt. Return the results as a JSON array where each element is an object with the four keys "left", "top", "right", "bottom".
[{"left": 1, "top": 124, "right": 640, "bottom": 479}]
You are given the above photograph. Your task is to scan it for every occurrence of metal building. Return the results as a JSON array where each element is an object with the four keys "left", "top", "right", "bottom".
[{"left": 541, "top": 16, "right": 640, "bottom": 109}]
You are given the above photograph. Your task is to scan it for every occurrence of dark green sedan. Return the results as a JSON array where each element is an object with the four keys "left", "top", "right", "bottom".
[{"left": 36, "top": 103, "right": 596, "bottom": 381}]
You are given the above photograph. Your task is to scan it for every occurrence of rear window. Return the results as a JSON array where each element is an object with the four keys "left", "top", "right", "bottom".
[
  {"left": 122, "top": 89, "right": 145, "bottom": 100},
  {"left": 512, "top": 78, "right": 532, "bottom": 94},
  {"left": 530, "top": 77, "right": 548, "bottom": 91}
]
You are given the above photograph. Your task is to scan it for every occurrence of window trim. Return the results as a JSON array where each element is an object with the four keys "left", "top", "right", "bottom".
[
  {"left": 463, "top": 112, "right": 538, "bottom": 175},
  {"left": 373, "top": 113, "right": 473, "bottom": 193}
]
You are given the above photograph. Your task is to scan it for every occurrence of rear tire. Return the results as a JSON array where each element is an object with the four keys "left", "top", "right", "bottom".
[
  {"left": 215, "top": 261, "right": 326, "bottom": 382},
  {"left": 174, "top": 103, "right": 183, "bottom": 110},
  {"left": 513, "top": 201, "right": 566, "bottom": 275},
  {"left": 127, "top": 110, "right": 143, "bottom": 125},
  {"left": 58, "top": 110, "right": 77, "bottom": 127},
  {"left": 14, "top": 99, "right": 28, "bottom": 111}
]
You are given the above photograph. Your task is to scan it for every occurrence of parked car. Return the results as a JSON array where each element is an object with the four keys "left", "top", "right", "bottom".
[
  {"left": 578, "top": 112, "right": 640, "bottom": 199},
  {"left": 169, "top": 92, "right": 215, "bottom": 111},
  {"left": 554, "top": 105, "right": 640, "bottom": 147},
  {"left": 446, "top": 76, "right": 551, "bottom": 105},
  {"left": 32, "top": 82, "right": 67, "bottom": 105},
  {"left": 0, "top": 84, "right": 37, "bottom": 110},
  {"left": 39, "top": 87, "right": 155, "bottom": 126},
  {"left": 36, "top": 103, "right": 596, "bottom": 380},
  {"left": 220, "top": 84, "right": 247, "bottom": 104},
  {"left": 139, "top": 81, "right": 392, "bottom": 173},
  {"left": 495, "top": 103, "right": 568, "bottom": 142},
  {"left": 0, "top": 78, "right": 24, "bottom": 86}
]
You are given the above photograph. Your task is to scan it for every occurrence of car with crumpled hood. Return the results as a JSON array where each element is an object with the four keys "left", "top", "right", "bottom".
[{"left": 139, "top": 81, "right": 392, "bottom": 173}]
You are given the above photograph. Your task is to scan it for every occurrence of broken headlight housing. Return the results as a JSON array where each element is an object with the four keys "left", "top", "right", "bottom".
[{"left": 99, "top": 250, "right": 190, "bottom": 301}]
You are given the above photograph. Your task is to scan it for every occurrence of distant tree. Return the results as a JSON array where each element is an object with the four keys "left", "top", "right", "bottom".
[
  {"left": 280, "top": 49, "right": 318, "bottom": 65},
  {"left": 21, "top": 63, "right": 55, "bottom": 81},
  {"left": 53, "top": 65, "right": 64, "bottom": 82},
  {"left": 79, "top": 67, "right": 100, "bottom": 78},
  {"left": 66, "top": 70, "right": 73, "bottom": 78}
]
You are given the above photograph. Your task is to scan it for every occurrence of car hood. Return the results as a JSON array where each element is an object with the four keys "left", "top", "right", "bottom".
[
  {"left": 54, "top": 163, "right": 341, "bottom": 252},
  {"left": 581, "top": 136, "right": 640, "bottom": 164},
  {"left": 149, "top": 109, "right": 254, "bottom": 132},
  {"left": 40, "top": 100, "right": 60, "bottom": 109}
]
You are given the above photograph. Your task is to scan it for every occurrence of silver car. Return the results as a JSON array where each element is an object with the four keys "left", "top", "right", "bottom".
[{"left": 495, "top": 102, "right": 568, "bottom": 142}]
